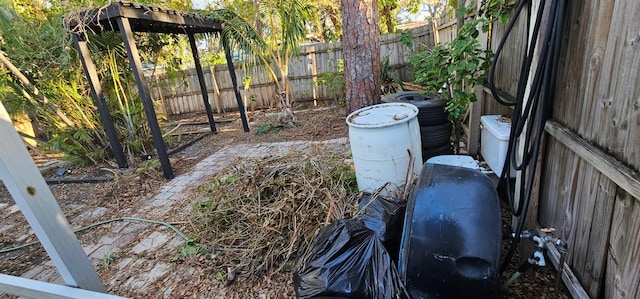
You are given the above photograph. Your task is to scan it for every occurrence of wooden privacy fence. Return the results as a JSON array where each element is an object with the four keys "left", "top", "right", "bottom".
[
  {"left": 147, "top": 23, "right": 433, "bottom": 115},
  {"left": 464, "top": 1, "right": 640, "bottom": 298},
  {"left": 537, "top": 1, "right": 640, "bottom": 297}
]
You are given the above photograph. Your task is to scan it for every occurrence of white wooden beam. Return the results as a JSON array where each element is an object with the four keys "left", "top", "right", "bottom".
[
  {"left": 0, "top": 274, "right": 124, "bottom": 299},
  {"left": 0, "top": 101, "right": 105, "bottom": 292}
]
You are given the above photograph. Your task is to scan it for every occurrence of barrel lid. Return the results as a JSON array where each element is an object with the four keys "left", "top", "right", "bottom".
[{"left": 346, "top": 103, "right": 419, "bottom": 128}]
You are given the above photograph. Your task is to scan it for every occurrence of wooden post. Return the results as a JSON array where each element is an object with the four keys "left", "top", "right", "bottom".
[
  {"left": 117, "top": 17, "right": 174, "bottom": 179},
  {"left": 72, "top": 34, "right": 128, "bottom": 168},
  {"left": 224, "top": 46, "right": 250, "bottom": 132},
  {"left": 155, "top": 75, "right": 170, "bottom": 115},
  {"left": 188, "top": 33, "right": 216, "bottom": 133},
  {"left": 309, "top": 47, "right": 319, "bottom": 107},
  {"left": 209, "top": 66, "right": 222, "bottom": 114},
  {"left": 0, "top": 101, "right": 106, "bottom": 292},
  {"left": 432, "top": 18, "right": 440, "bottom": 45},
  {"left": 468, "top": 85, "right": 483, "bottom": 156}
]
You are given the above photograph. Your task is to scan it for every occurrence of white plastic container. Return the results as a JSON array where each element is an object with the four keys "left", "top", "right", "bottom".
[
  {"left": 347, "top": 103, "right": 423, "bottom": 196},
  {"left": 480, "top": 115, "right": 516, "bottom": 178}
]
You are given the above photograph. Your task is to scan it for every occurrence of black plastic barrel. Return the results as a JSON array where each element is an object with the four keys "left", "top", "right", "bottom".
[{"left": 399, "top": 163, "right": 502, "bottom": 299}]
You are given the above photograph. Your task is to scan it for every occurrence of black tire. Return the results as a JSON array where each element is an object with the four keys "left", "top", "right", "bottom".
[
  {"left": 422, "top": 143, "right": 454, "bottom": 162},
  {"left": 420, "top": 122, "right": 452, "bottom": 148},
  {"left": 382, "top": 91, "right": 448, "bottom": 126}
]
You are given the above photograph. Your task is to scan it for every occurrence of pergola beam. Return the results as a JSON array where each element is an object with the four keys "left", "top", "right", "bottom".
[
  {"left": 225, "top": 46, "right": 250, "bottom": 132},
  {"left": 65, "top": 2, "right": 251, "bottom": 179},
  {"left": 72, "top": 34, "right": 127, "bottom": 168},
  {"left": 66, "top": 3, "right": 223, "bottom": 35},
  {"left": 117, "top": 16, "right": 174, "bottom": 179},
  {"left": 189, "top": 33, "right": 217, "bottom": 133}
]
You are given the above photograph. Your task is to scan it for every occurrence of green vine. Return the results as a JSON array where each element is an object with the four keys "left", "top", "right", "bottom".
[
  {"left": 409, "top": 1, "right": 510, "bottom": 151},
  {"left": 411, "top": 18, "right": 493, "bottom": 122}
]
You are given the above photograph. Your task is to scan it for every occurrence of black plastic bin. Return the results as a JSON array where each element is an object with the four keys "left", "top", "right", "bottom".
[{"left": 398, "top": 163, "right": 502, "bottom": 299}]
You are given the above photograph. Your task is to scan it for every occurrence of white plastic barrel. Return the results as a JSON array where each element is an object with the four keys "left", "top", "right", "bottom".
[{"left": 346, "top": 103, "right": 423, "bottom": 196}]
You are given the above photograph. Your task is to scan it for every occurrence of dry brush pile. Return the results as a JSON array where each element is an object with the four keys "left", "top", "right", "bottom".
[{"left": 191, "top": 151, "right": 359, "bottom": 280}]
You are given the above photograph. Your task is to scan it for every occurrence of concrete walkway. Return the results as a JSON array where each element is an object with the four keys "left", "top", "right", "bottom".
[{"left": 17, "top": 138, "right": 349, "bottom": 296}]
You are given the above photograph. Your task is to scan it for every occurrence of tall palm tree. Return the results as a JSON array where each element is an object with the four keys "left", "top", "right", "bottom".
[{"left": 204, "top": 0, "right": 312, "bottom": 107}]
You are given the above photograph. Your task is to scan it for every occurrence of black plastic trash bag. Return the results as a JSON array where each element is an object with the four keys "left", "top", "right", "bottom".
[
  {"left": 293, "top": 218, "right": 409, "bottom": 299},
  {"left": 357, "top": 194, "right": 406, "bottom": 261}
]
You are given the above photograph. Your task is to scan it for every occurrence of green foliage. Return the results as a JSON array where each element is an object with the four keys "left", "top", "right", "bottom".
[
  {"left": 50, "top": 128, "right": 109, "bottom": 165},
  {"left": 378, "top": 0, "right": 399, "bottom": 33},
  {"left": 381, "top": 55, "right": 403, "bottom": 94},
  {"left": 174, "top": 241, "right": 206, "bottom": 260},
  {"left": 411, "top": 18, "right": 493, "bottom": 121},
  {"left": 480, "top": 0, "right": 511, "bottom": 27},
  {"left": 316, "top": 59, "right": 345, "bottom": 105},
  {"left": 255, "top": 123, "right": 282, "bottom": 135},
  {"left": 201, "top": 0, "right": 313, "bottom": 105},
  {"left": 0, "top": 1, "right": 183, "bottom": 165},
  {"left": 399, "top": 29, "right": 414, "bottom": 49},
  {"left": 0, "top": 69, "right": 25, "bottom": 117},
  {"left": 410, "top": 0, "right": 510, "bottom": 120},
  {"left": 331, "top": 162, "right": 358, "bottom": 193},
  {"left": 311, "top": 1, "right": 342, "bottom": 42},
  {"left": 137, "top": 160, "right": 161, "bottom": 174},
  {"left": 317, "top": 54, "right": 401, "bottom": 102},
  {"left": 213, "top": 270, "right": 227, "bottom": 282},
  {"left": 410, "top": 2, "right": 509, "bottom": 151},
  {"left": 102, "top": 252, "right": 115, "bottom": 270}
]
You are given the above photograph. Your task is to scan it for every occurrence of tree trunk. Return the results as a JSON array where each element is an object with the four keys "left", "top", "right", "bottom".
[
  {"left": 382, "top": 4, "right": 394, "bottom": 33},
  {"left": 340, "top": 0, "right": 381, "bottom": 113},
  {"left": 325, "top": 5, "right": 342, "bottom": 38},
  {"left": 253, "top": 0, "right": 263, "bottom": 38}
]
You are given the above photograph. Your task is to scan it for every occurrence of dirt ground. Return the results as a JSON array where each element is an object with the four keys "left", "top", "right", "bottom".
[{"left": 0, "top": 104, "right": 569, "bottom": 298}]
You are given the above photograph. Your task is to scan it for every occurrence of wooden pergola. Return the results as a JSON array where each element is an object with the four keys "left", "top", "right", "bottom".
[{"left": 64, "top": 1, "right": 250, "bottom": 179}]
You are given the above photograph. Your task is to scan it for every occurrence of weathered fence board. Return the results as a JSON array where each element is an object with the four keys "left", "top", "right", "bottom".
[
  {"left": 565, "top": 162, "right": 616, "bottom": 298},
  {"left": 488, "top": 0, "right": 640, "bottom": 296},
  {"left": 539, "top": 137, "right": 616, "bottom": 298},
  {"left": 554, "top": 0, "right": 639, "bottom": 171},
  {"left": 605, "top": 188, "right": 640, "bottom": 299}
]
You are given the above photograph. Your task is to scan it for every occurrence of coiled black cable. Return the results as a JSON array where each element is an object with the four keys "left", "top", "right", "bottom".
[{"left": 488, "top": 0, "right": 567, "bottom": 272}]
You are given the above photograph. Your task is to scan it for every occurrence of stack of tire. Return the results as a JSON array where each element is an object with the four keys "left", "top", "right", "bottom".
[{"left": 382, "top": 91, "right": 453, "bottom": 162}]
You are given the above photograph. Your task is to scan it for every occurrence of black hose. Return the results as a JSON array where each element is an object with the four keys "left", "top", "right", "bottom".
[
  {"left": 45, "top": 177, "right": 113, "bottom": 184},
  {"left": 487, "top": 0, "right": 531, "bottom": 106},
  {"left": 167, "top": 132, "right": 210, "bottom": 156},
  {"left": 0, "top": 216, "right": 191, "bottom": 254},
  {"left": 490, "top": 0, "right": 567, "bottom": 272}
]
